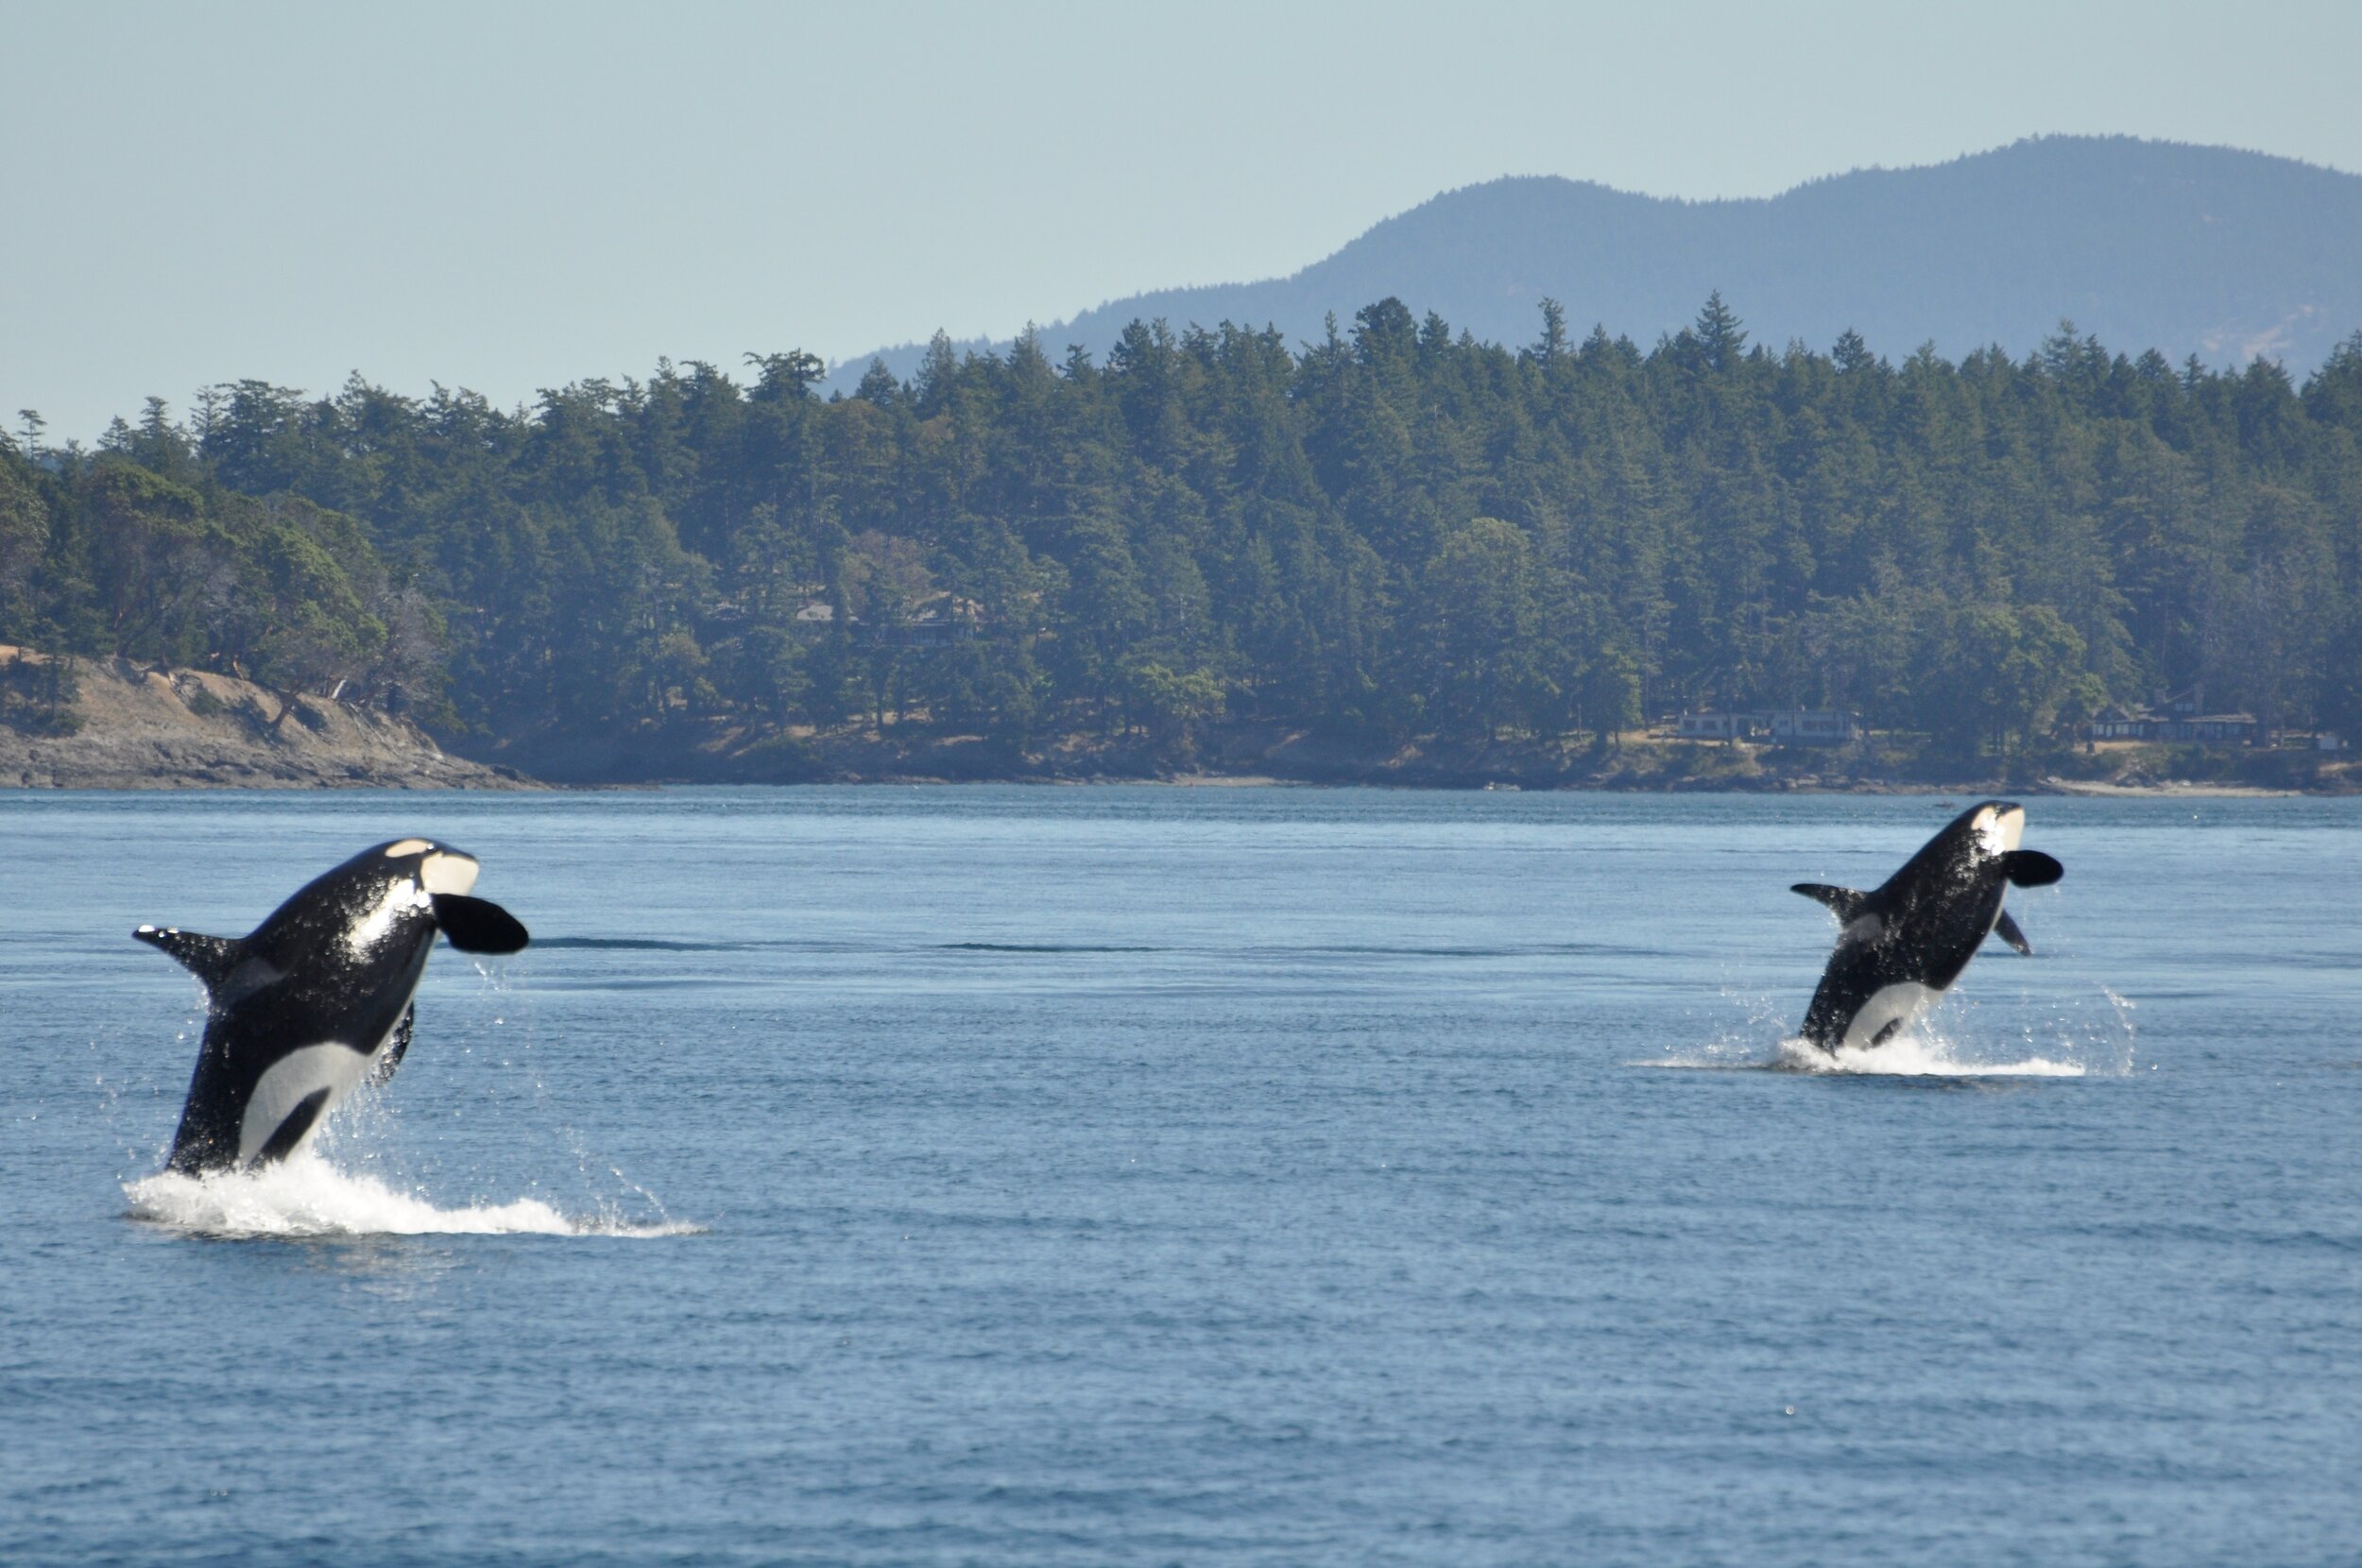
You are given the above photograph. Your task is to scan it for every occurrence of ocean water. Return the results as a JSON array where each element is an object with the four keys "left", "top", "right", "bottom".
[{"left": 3, "top": 786, "right": 2358, "bottom": 1566}]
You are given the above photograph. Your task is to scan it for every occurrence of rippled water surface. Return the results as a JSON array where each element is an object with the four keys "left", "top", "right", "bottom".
[{"left": 4, "top": 787, "right": 2359, "bottom": 1565}]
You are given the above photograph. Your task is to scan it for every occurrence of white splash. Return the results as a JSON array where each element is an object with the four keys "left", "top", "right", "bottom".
[
  {"left": 123, "top": 1149, "right": 699, "bottom": 1239},
  {"left": 1771, "top": 1031, "right": 2085, "bottom": 1077},
  {"left": 1637, "top": 974, "right": 2135, "bottom": 1079}
]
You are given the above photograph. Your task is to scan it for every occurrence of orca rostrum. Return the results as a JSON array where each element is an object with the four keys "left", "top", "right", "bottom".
[
  {"left": 1791, "top": 801, "right": 2062, "bottom": 1053},
  {"left": 137, "top": 839, "right": 529, "bottom": 1175}
]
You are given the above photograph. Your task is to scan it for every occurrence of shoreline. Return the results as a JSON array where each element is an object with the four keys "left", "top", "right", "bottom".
[
  {"left": 443, "top": 715, "right": 2360, "bottom": 795},
  {"left": 2034, "top": 778, "right": 2303, "bottom": 799},
  {"left": 2, "top": 651, "right": 2346, "bottom": 796},
  {"left": 2, "top": 771, "right": 2334, "bottom": 799}
]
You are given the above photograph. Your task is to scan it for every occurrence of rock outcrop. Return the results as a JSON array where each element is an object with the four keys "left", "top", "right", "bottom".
[{"left": 0, "top": 648, "right": 534, "bottom": 789}]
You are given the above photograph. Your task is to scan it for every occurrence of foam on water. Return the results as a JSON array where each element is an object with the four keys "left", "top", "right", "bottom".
[
  {"left": 1640, "top": 982, "right": 2136, "bottom": 1078},
  {"left": 1771, "top": 1031, "right": 2086, "bottom": 1076},
  {"left": 123, "top": 1150, "right": 700, "bottom": 1239},
  {"left": 1639, "top": 1032, "right": 2086, "bottom": 1076}
]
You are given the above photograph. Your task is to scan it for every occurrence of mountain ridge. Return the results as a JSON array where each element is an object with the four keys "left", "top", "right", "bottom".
[{"left": 830, "top": 136, "right": 2362, "bottom": 390}]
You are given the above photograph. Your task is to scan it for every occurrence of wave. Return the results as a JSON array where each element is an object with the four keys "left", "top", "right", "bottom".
[
  {"left": 531, "top": 936, "right": 749, "bottom": 951},
  {"left": 122, "top": 1150, "right": 700, "bottom": 1239},
  {"left": 937, "top": 942, "right": 1163, "bottom": 953},
  {"left": 936, "top": 941, "right": 1642, "bottom": 959}
]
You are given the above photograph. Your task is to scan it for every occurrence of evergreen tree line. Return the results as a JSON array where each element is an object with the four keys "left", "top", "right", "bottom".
[{"left": 7, "top": 293, "right": 2362, "bottom": 761}]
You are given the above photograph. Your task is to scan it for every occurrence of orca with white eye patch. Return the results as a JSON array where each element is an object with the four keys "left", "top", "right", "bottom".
[
  {"left": 1790, "top": 800, "right": 2062, "bottom": 1053},
  {"left": 137, "top": 839, "right": 529, "bottom": 1174}
]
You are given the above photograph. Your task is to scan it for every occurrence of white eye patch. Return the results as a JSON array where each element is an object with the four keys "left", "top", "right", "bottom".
[{"left": 384, "top": 838, "right": 434, "bottom": 858}]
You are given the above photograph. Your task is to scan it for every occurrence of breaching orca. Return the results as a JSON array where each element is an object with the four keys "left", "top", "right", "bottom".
[
  {"left": 1791, "top": 801, "right": 2062, "bottom": 1053},
  {"left": 137, "top": 839, "right": 529, "bottom": 1174}
]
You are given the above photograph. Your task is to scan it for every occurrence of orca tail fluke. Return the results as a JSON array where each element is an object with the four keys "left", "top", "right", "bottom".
[
  {"left": 1790, "top": 883, "right": 1871, "bottom": 922},
  {"left": 1992, "top": 909, "right": 2035, "bottom": 955},
  {"left": 134, "top": 927, "right": 243, "bottom": 991},
  {"left": 2002, "top": 850, "right": 2063, "bottom": 887},
  {"left": 432, "top": 894, "right": 530, "bottom": 954}
]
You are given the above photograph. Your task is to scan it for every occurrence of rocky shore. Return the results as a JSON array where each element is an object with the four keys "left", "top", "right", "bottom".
[{"left": 0, "top": 648, "right": 534, "bottom": 790}]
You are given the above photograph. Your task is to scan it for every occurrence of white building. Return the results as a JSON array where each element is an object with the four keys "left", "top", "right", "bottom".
[{"left": 1675, "top": 709, "right": 1859, "bottom": 745}]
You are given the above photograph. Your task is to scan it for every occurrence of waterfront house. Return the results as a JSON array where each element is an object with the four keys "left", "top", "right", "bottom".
[{"left": 1673, "top": 708, "right": 1858, "bottom": 745}]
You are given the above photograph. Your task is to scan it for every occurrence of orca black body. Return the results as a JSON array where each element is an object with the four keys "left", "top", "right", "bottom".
[
  {"left": 138, "top": 839, "right": 528, "bottom": 1174},
  {"left": 1792, "top": 801, "right": 2062, "bottom": 1053}
]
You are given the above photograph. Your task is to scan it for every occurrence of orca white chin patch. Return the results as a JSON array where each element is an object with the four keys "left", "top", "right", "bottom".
[
  {"left": 1975, "top": 806, "right": 2026, "bottom": 858},
  {"left": 1842, "top": 981, "right": 1942, "bottom": 1050},
  {"left": 419, "top": 852, "right": 478, "bottom": 896},
  {"left": 238, "top": 1042, "right": 369, "bottom": 1165}
]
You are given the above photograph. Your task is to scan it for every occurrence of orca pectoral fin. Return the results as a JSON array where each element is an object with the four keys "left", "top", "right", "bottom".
[
  {"left": 1790, "top": 883, "right": 1871, "bottom": 923},
  {"left": 133, "top": 926, "right": 244, "bottom": 990},
  {"left": 1992, "top": 909, "right": 2034, "bottom": 956},
  {"left": 369, "top": 1005, "right": 415, "bottom": 1087},
  {"left": 2002, "top": 850, "right": 2063, "bottom": 887},
  {"left": 433, "top": 894, "right": 530, "bottom": 954}
]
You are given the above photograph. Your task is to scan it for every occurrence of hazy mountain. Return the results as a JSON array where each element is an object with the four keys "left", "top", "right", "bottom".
[{"left": 831, "top": 136, "right": 2362, "bottom": 389}]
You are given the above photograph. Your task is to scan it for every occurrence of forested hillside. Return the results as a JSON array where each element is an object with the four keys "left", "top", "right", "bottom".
[{"left": 7, "top": 295, "right": 2362, "bottom": 778}]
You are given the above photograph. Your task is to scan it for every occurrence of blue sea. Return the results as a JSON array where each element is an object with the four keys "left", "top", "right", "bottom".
[{"left": 3, "top": 787, "right": 2358, "bottom": 1566}]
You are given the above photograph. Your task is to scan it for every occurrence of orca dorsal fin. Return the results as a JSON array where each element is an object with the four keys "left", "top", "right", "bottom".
[
  {"left": 133, "top": 926, "right": 244, "bottom": 990},
  {"left": 1790, "top": 883, "right": 1871, "bottom": 923},
  {"left": 2002, "top": 850, "right": 2063, "bottom": 887},
  {"left": 432, "top": 894, "right": 530, "bottom": 954},
  {"left": 1992, "top": 909, "right": 2034, "bottom": 955}
]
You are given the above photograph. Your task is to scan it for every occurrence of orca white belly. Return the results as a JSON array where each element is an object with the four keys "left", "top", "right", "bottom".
[
  {"left": 237, "top": 1044, "right": 371, "bottom": 1165},
  {"left": 1840, "top": 981, "right": 1942, "bottom": 1051}
]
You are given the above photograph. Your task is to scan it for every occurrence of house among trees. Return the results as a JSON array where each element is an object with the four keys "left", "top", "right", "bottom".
[
  {"left": 868, "top": 593, "right": 982, "bottom": 649},
  {"left": 2089, "top": 688, "right": 2260, "bottom": 745},
  {"left": 1766, "top": 710, "right": 1860, "bottom": 744},
  {"left": 2164, "top": 713, "right": 2260, "bottom": 743},
  {"left": 792, "top": 592, "right": 981, "bottom": 646},
  {"left": 1675, "top": 710, "right": 1746, "bottom": 741},
  {"left": 1675, "top": 709, "right": 1859, "bottom": 744}
]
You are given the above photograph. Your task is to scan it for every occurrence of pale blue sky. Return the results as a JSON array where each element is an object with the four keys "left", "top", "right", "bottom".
[{"left": 7, "top": 0, "right": 2360, "bottom": 439}]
